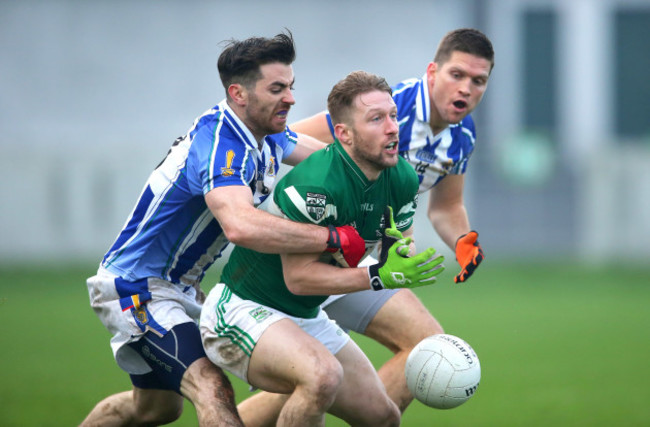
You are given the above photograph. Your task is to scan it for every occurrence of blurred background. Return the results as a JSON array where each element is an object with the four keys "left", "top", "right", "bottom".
[{"left": 1, "top": 0, "right": 649, "bottom": 266}]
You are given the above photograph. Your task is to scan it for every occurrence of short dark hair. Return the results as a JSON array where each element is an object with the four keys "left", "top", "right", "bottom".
[
  {"left": 434, "top": 28, "right": 495, "bottom": 71},
  {"left": 217, "top": 30, "right": 296, "bottom": 92},
  {"left": 327, "top": 70, "right": 392, "bottom": 126}
]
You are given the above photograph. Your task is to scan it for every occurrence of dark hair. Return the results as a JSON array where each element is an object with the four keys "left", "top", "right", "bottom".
[
  {"left": 217, "top": 30, "right": 296, "bottom": 92},
  {"left": 327, "top": 70, "right": 392, "bottom": 125},
  {"left": 434, "top": 28, "right": 495, "bottom": 71}
]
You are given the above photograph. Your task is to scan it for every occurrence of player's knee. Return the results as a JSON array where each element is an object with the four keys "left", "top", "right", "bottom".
[{"left": 302, "top": 357, "right": 343, "bottom": 407}]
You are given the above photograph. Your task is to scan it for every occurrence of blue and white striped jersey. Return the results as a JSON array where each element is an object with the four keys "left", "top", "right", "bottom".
[
  {"left": 327, "top": 74, "right": 476, "bottom": 193},
  {"left": 101, "top": 99, "right": 297, "bottom": 286}
]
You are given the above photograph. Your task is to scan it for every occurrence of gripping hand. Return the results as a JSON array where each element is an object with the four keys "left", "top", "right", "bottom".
[
  {"left": 454, "top": 231, "right": 484, "bottom": 283},
  {"left": 368, "top": 238, "right": 445, "bottom": 290},
  {"left": 326, "top": 225, "right": 365, "bottom": 268}
]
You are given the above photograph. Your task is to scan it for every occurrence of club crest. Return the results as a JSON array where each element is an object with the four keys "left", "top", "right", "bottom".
[{"left": 306, "top": 192, "right": 327, "bottom": 221}]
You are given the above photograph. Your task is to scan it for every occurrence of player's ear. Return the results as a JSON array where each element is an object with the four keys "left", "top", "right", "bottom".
[
  {"left": 426, "top": 62, "right": 437, "bottom": 86},
  {"left": 227, "top": 83, "right": 247, "bottom": 106},
  {"left": 334, "top": 123, "right": 351, "bottom": 145}
]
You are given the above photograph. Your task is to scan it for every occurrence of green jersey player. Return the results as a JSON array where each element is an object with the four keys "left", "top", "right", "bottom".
[{"left": 200, "top": 70, "right": 445, "bottom": 426}]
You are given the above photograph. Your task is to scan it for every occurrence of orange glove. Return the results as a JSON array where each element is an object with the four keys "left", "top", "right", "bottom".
[{"left": 454, "top": 231, "right": 484, "bottom": 283}]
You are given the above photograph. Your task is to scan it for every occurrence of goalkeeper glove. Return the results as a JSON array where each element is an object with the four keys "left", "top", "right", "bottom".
[
  {"left": 454, "top": 231, "right": 484, "bottom": 283},
  {"left": 326, "top": 225, "right": 365, "bottom": 268},
  {"left": 368, "top": 238, "right": 444, "bottom": 290}
]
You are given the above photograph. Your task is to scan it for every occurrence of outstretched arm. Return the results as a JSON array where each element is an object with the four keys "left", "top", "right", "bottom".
[
  {"left": 428, "top": 174, "right": 484, "bottom": 282},
  {"left": 427, "top": 174, "right": 471, "bottom": 249}
]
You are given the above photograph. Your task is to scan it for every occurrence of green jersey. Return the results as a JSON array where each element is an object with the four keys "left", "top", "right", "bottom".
[{"left": 221, "top": 141, "right": 419, "bottom": 318}]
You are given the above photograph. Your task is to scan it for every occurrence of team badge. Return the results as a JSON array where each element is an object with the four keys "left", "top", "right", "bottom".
[
  {"left": 306, "top": 192, "right": 327, "bottom": 221},
  {"left": 221, "top": 150, "right": 236, "bottom": 177}
]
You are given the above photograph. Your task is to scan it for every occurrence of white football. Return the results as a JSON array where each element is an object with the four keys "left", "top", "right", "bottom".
[{"left": 405, "top": 334, "right": 481, "bottom": 409}]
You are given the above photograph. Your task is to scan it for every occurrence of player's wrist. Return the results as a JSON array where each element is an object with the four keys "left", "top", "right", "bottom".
[{"left": 367, "top": 265, "right": 384, "bottom": 291}]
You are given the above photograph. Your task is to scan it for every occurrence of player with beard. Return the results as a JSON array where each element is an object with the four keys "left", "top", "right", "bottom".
[
  {"left": 200, "top": 70, "right": 445, "bottom": 426},
  {"left": 237, "top": 28, "right": 494, "bottom": 424},
  {"left": 81, "top": 31, "right": 365, "bottom": 426}
]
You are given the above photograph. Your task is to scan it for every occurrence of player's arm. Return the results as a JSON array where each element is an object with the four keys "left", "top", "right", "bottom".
[
  {"left": 281, "top": 239, "right": 443, "bottom": 295},
  {"left": 428, "top": 174, "right": 484, "bottom": 283},
  {"left": 205, "top": 185, "right": 361, "bottom": 256},
  {"left": 283, "top": 132, "right": 327, "bottom": 166},
  {"left": 427, "top": 174, "right": 470, "bottom": 249},
  {"left": 290, "top": 111, "right": 335, "bottom": 144}
]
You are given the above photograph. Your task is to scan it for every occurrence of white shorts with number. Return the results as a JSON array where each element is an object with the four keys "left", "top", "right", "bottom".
[
  {"left": 200, "top": 282, "right": 350, "bottom": 384},
  {"left": 86, "top": 267, "right": 204, "bottom": 375}
]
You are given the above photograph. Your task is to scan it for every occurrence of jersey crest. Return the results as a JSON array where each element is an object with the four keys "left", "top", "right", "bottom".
[{"left": 306, "top": 192, "right": 327, "bottom": 221}]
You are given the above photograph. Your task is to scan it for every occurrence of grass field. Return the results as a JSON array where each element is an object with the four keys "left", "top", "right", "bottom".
[{"left": 1, "top": 260, "right": 649, "bottom": 426}]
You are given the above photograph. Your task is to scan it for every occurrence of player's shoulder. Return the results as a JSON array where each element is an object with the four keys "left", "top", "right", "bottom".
[{"left": 392, "top": 77, "right": 421, "bottom": 95}]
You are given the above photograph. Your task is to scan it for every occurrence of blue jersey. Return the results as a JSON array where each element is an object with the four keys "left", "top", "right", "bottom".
[
  {"left": 101, "top": 99, "right": 296, "bottom": 286},
  {"left": 327, "top": 74, "right": 476, "bottom": 193}
]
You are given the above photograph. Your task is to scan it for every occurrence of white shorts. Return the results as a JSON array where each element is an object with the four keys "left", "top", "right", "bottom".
[
  {"left": 86, "top": 267, "right": 204, "bottom": 374},
  {"left": 200, "top": 282, "right": 350, "bottom": 384}
]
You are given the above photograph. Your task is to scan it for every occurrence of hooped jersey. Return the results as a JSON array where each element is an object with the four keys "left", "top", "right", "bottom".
[
  {"left": 326, "top": 74, "right": 477, "bottom": 193},
  {"left": 101, "top": 99, "right": 296, "bottom": 288},
  {"left": 221, "top": 140, "right": 419, "bottom": 318}
]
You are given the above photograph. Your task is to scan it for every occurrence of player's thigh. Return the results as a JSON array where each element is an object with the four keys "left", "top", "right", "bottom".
[
  {"left": 247, "top": 318, "right": 343, "bottom": 393},
  {"left": 328, "top": 339, "right": 399, "bottom": 423},
  {"left": 364, "top": 289, "right": 444, "bottom": 352}
]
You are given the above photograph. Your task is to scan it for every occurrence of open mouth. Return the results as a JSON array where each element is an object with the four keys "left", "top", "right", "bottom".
[
  {"left": 453, "top": 100, "right": 467, "bottom": 109},
  {"left": 385, "top": 141, "right": 398, "bottom": 150}
]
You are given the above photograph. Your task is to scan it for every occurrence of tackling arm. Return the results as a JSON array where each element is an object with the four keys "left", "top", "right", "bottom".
[{"left": 206, "top": 185, "right": 330, "bottom": 254}]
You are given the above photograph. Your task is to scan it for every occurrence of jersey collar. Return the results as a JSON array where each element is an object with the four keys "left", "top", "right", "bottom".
[
  {"left": 218, "top": 99, "right": 261, "bottom": 155},
  {"left": 415, "top": 73, "right": 431, "bottom": 125}
]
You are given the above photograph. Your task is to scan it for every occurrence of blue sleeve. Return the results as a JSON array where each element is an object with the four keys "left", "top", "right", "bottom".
[
  {"left": 269, "top": 127, "right": 298, "bottom": 159},
  {"left": 187, "top": 123, "right": 252, "bottom": 195}
]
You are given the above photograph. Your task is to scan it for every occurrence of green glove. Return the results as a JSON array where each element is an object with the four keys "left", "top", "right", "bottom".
[{"left": 368, "top": 238, "right": 445, "bottom": 290}]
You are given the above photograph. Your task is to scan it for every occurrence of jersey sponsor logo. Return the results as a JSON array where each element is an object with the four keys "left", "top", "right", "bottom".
[
  {"left": 361, "top": 202, "right": 374, "bottom": 212},
  {"left": 221, "top": 150, "right": 236, "bottom": 177},
  {"left": 306, "top": 192, "right": 327, "bottom": 221},
  {"left": 249, "top": 306, "right": 273, "bottom": 323}
]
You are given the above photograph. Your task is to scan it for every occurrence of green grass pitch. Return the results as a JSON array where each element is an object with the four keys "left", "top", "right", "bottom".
[{"left": 1, "top": 260, "right": 648, "bottom": 426}]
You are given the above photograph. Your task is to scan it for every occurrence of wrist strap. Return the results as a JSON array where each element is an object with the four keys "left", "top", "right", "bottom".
[{"left": 367, "top": 264, "right": 384, "bottom": 291}]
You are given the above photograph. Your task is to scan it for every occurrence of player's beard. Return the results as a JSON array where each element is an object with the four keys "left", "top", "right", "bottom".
[
  {"left": 245, "top": 93, "right": 289, "bottom": 138},
  {"left": 350, "top": 133, "right": 399, "bottom": 174}
]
